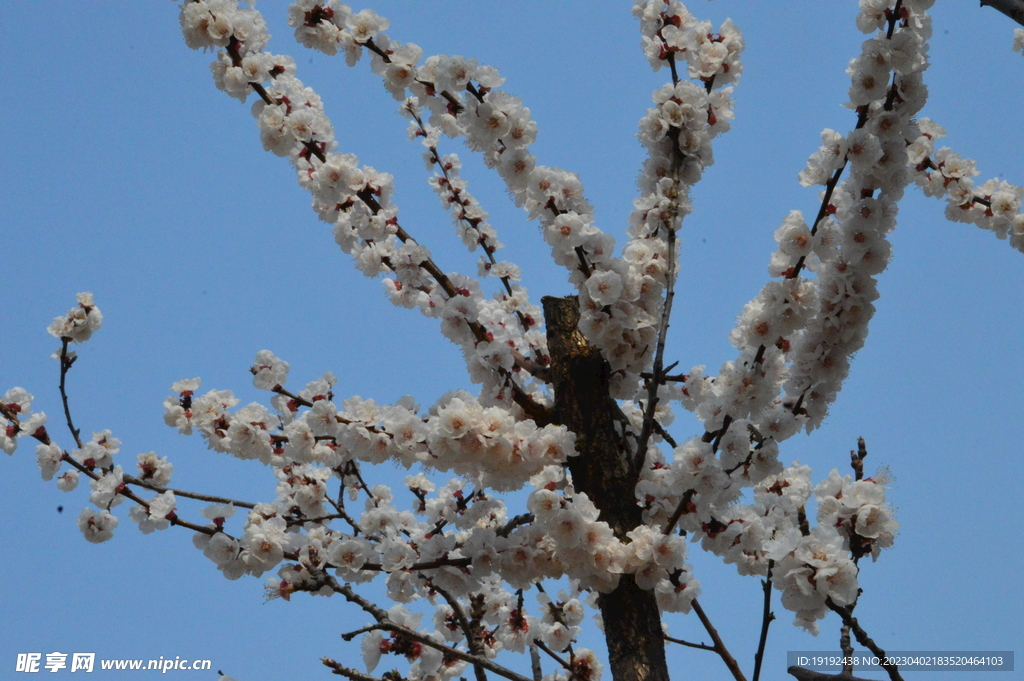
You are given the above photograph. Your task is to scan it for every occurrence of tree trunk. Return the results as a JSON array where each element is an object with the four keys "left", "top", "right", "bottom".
[{"left": 542, "top": 295, "right": 670, "bottom": 681}]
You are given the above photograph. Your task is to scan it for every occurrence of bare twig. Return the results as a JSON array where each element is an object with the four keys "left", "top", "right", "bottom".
[
  {"left": 328, "top": 578, "right": 391, "bottom": 623},
  {"left": 752, "top": 560, "right": 775, "bottom": 681},
  {"left": 826, "top": 600, "right": 903, "bottom": 681},
  {"left": 531, "top": 639, "right": 585, "bottom": 681},
  {"left": 57, "top": 339, "right": 84, "bottom": 449},
  {"left": 529, "top": 643, "right": 543, "bottom": 681},
  {"left": 662, "top": 489, "right": 695, "bottom": 535},
  {"left": 320, "top": 658, "right": 386, "bottom": 681},
  {"left": 123, "top": 476, "right": 257, "bottom": 510},
  {"left": 664, "top": 634, "right": 716, "bottom": 652},
  {"left": 840, "top": 621, "right": 855, "bottom": 676},
  {"left": 691, "top": 598, "right": 748, "bottom": 681}
]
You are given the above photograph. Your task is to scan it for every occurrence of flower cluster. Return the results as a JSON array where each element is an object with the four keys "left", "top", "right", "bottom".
[
  {"left": 46, "top": 292, "right": 103, "bottom": 343},
  {"left": 771, "top": 524, "right": 859, "bottom": 634},
  {"left": 1, "top": 387, "right": 35, "bottom": 455},
  {"left": 762, "top": 464, "right": 897, "bottom": 632},
  {"left": 179, "top": 0, "right": 269, "bottom": 54},
  {"left": 907, "top": 119, "right": 1024, "bottom": 252},
  {"left": 633, "top": 0, "right": 743, "bottom": 85},
  {"left": 527, "top": 466, "right": 700, "bottom": 608},
  {"left": 163, "top": 353, "right": 576, "bottom": 492},
  {"left": 815, "top": 467, "right": 898, "bottom": 561}
]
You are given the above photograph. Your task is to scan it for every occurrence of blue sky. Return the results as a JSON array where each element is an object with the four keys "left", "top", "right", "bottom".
[{"left": 2, "top": 2, "right": 1022, "bottom": 680}]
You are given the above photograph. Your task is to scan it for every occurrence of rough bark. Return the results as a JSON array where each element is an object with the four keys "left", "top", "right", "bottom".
[{"left": 542, "top": 295, "right": 670, "bottom": 681}]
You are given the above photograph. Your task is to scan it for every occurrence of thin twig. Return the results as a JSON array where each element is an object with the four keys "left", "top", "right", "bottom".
[
  {"left": 531, "top": 639, "right": 585, "bottom": 681},
  {"left": 320, "top": 658, "right": 386, "bottom": 681},
  {"left": 57, "top": 339, "right": 84, "bottom": 448},
  {"left": 123, "top": 476, "right": 257, "bottom": 510},
  {"left": 752, "top": 560, "right": 775, "bottom": 681},
  {"left": 339, "top": 624, "right": 380, "bottom": 642},
  {"left": 691, "top": 598, "right": 748, "bottom": 681},
  {"left": 662, "top": 489, "right": 695, "bottom": 535},
  {"left": 58, "top": 453, "right": 216, "bottom": 536},
  {"left": 358, "top": 556, "right": 471, "bottom": 572},
  {"left": 826, "top": 600, "right": 903, "bottom": 681},
  {"left": 376, "top": 621, "right": 532, "bottom": 681},
  {"left": 428, "top": 581, "right": 488, "bottom": 681},
  {"left": 634, "top": 212, "right": 679, "bottom": 472},
  {"left": 664, "top": 634, "right": 716, "bottom": 652},
  {"left": 529, "top": 643, "right": 543, "bottom": 681}
]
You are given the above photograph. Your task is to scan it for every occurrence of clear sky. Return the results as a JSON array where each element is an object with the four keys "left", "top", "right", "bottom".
[{"left": 1, "top": 2, "right": 1022, "bottom": 680}]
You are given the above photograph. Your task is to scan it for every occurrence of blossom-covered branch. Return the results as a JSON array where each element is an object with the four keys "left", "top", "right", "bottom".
[{"left": 906, "top": 118, "right": 1024, "bottom": 250}]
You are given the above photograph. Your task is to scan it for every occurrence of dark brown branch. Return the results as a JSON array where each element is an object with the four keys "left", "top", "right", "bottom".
[
  {"left": 651, "top": 419, "right": 679, "bottom": 449},
  {"left": 840, "top": 620, "right": 855, "bottom": 676},
  {"left": 328, "top": 578, "right": 391, "bottom": 623},
  {"left": 57, "top": 339, "right": 84, "bottom": 449},
  {"left": 664, "top": 635, "right": 716, "bottom": 652},
  {"left": 531, "top": 640, "right": 585, "bottom": 681},
  {"left": 662, "top": 489, "right": 695, "bottom": 536},
  {"left": 428, "top": 582, "right": 487, "bottom": 681},
  {"left": 496, "top": 513, "right": 534, "bottom": 538},
  {"left": 123, "top": 475, "right": 257, "bottom": 510},
  {"left": 358, "top": 556, "right": 471, "bottom": 572},
  {"left": 572, "top": 246, "right": 593, "bottom": 279},
  {"left": 340, "top": 624, "right": 380, "bottom": 642},
  {"left": 375, "top": 621, "right": 532, "bottom": 681},
  {"left": 634, "top": 211, "right": 679, "bottom": 472},
  {"left": 511, "top": 350, "right": 553, "bottom": 383},
  {"left": 639, "top": 371, "right": 689, "bottom": 383},
  {"left": 826, "top": 600, "right": 903, "bottom": 681},
  {"left": 691, "top": 598, "right": 748, "bottom": 681},
  {"left": 752, "top": 560, "right": 775, "bottom": 681},
  {"left": 58, "top": 453, "right": 216, "bottom": 536},
  {"left": 321, "top": 658, "right": 386, "bottom": 681},
  {"left": 787, "top": 668, "right": 881, "bottom": 681},
  {"left": 529, "top": 643, "right": 543, "bottom": 681},
  {"left": 981, "top": 0, "right": 1024, "bottom": 27}
]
